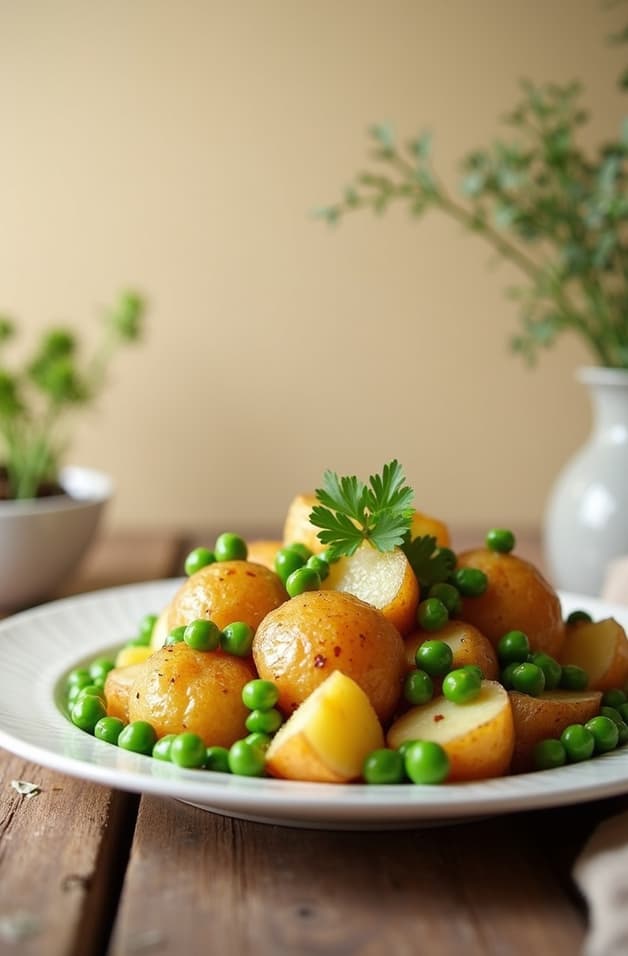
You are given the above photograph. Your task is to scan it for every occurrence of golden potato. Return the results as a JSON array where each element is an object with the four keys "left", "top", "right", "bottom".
[
  {"left": 409, "top": 510, "right": 451, "bottom": 548},
  {"left": 560, "top": 617, "right": 628, "bottom": 692},
  {"left": 387, "top": 680, "right": 514, "bottom": 781},
  {"left": 252, "top": 590, "right": 406, "bottom": 723},
  {"left": 509, "top": 690, "right": 602, "bottom": 773},
  {"left": 168, "top": 560, "right": 287, "bottom": 632},
  {"left": 282, "top": 493, "right": 326, "bottom": 554},
  {"left": 246, "top": 540, "right": 282, "bottom": 571},
  {"left": 128, "top": 643, "right": 255, "bottom": 746},
  {"left": 322, "top": 544, "right": 419, "bottom": 636},
  {"left": 404, "top": 620, "right": 499, "bottom": 680},
  {"left": 265, "top": 671, "right": 384, "bottom": 783},
  {"left": 150, "top": 605, "right": 171, "bottom": 650},
  {"left": 105, "top": 662, "right": 148, "bottom": 723},
  {"left": 457, "top": 548, "right": 565, "bottom": 660}
]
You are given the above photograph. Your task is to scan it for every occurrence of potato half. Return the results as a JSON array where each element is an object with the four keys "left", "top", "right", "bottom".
[
  {"left": 509, "top": 689, "right": 602, "bottom": 772},
  {"left": 322, "top": 544, "right": 419, "bottom": 636},
  {"left": 252, "top": 589, "right": 405, "bottom": 723},
  {"left": 560, "top": 617, "right": 628, "bottom": 692},
  {"left": 265, "top": 671, "right": 384, "bottom": 783},
  {"left": 282, "top": 493, "right": 325, "bottom": 554},
  {"left": 387, "top": 680, "right": 514, "bottom": 781}
]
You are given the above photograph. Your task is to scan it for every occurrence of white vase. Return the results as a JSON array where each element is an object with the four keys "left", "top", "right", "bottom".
[{"left": 544, "top": 367, "right": 628, "bottom": 597}]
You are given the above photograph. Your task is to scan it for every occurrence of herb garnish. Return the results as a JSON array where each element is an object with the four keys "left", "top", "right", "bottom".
[
  {"left": 309, "top": 460, "right": 414, "bottom": 561},
  {"left": 402, "top": 535, "right": 456, "bottom": 589}
]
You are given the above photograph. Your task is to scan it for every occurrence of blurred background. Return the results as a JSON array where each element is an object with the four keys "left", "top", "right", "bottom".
[{"left": 0, "top": 0, "right": 624, "bottom": 536}]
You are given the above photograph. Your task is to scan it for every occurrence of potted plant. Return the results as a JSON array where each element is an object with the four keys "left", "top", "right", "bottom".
[
  {"left": 0, "top": 290, "right": 145, "bottom": 609},
  {"left": 318, "top": 25, "right": 628, "bottom": 597}
]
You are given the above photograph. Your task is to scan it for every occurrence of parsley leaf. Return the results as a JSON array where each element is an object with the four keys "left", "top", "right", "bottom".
[
  {"left": 309, "top": 460, "right": 415, "bottom": 561},
  {"left": 402, "top": 535, "right": 456, "bottom": 588}
]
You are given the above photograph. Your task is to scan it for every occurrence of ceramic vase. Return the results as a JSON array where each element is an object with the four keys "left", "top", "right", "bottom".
[{"left": 544, "top": 367, "right": 628, "bottom": 597}]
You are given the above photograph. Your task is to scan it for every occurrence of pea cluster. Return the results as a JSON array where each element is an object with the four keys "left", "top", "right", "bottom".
[
  {"left": 415, "top": 553, "right": 489, "bottom": 635},
  {"left": 274, "top": 542, "right": 330, "bottom": 597},
  {"left": 165, "top": 618, "right": 254, "bottom": 657},
  {"left": 183, "top": 532, "right": 249, "bottom": 576},
  {"left": 66, "top": 662, "right": 286, "bottom": 777}
]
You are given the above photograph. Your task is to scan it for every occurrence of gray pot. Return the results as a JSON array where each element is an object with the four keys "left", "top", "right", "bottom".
[{"left": 544, "top": 367, "right": 628, "bottom": 596}]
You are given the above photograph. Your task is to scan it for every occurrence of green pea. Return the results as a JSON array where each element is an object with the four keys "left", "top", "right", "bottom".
[
  {"left": 245, "top": 708, "right": 283, "bottom": 734},
  {"left": 138, "top": 613, "right": 158, "bottom": 640},
  {"left": 403, "top": 669, "right": 434, "bottom": 706},
  {"left": 68, "top": 682, "right": 102, "bottom": 705},
  {"left": 560, "top": 664, "right": 588, "bottom": 691},
  {"left": 245, "top": 732, "right": 271, "bottom": 751},
  {"left": 442, "top": 667, "right": 482, "bottom": 704},
  {"left": 287, "top": 543, "right": 313, "bottom": 561},
  {"left": 396, "top": 739, "right": 420, "bottom": 760},
  {"left": 566, "top": 610, "right": 593, "bottom": 625},
  {"left": 184, "top": 547, "right": 216, "bottom": 576},
  {"left": 415, "top": 640, "right": 453, "bottom": 677},
  {"left": 94, "top": 716, "right": 125, "bottom": 745},
  {"left": 214, "top": 532, "right": 248, "bottom": 562},
  {"left": 500, "top": 662, "right": 520, "bottom": 690},
  {"left": 76, "top": 684, "right": 106, "bottom": 703},
  {"left": 497, "top": 630, "right": 530, "bottom": 665},
  {"left": 600, "top": 706, "right": 628, "bottom": 745},
  {"left": 452, "top": 567, "right": 488, "bottom": 597},
  {"left": 363, "top": 748, "right": 405, "bottom": 784},
  {"left": 286, "top": 566, "right": 321, "bottom": 598},
  {"left": 560, "top": 723, "right": 595, "bottom": 762},
  {"left": 205, "top": 745, "right": 231, "bottom": 772},
  {"left": 585, "top": 715, "right": 619, "bottom": 753},
  {"left": 485, "top": 528, "right": 516, "bottom": 554},
  {"left": 170, "top": 732, "right": 207, "bottom": 768},
  {"left": 153, "top": 735, "right": 177, "bottom": 761},
  {"left": 618, "top": 703, "right": 628, "bottom": 724},
  {"left": 529, "top": 652, "right": 562, "bottom": 690},
  {"left": 67, "top": 667, "right": 92, "bottom": 690},
  {"left": 242, "top": 679, "right": 279, "bottom": 711},
  {"left": 533, "top": 738, "right": 567, "bottom": 771},
  {"left": 183, "top": 619, "right": 221, "bottom": 652},
  {"left": 427, "top": 582, "right": 461, "bottom": 616},
  {"left": 511, "top": 662, "right": 546, "bottom": 697},
  {"left": 404, "top": 740, "right": 450, "bottom": 785},
  {"left": 89, "top": 657, "right": 115, "bottom": 683},
  {"left": 220, "top": 621, "right": 254, "bottom": 657},
  {"left": 417, "top": 598, "right": 449, "bottom": 632},
  {"left": 71, "top": 695, "right": 107, "bottom": 733},
  {"left": 165, "top": 626, "right": 187, "bottom": 646},
  {"left": 306, "top": 555, "right": 330, "bottom": 581},
  {"left": 228, "top": 739, "right": 266, "bottom": 776},
  {"left": 118, "top": 720, "right": 157, "bottom": 755},
  {"left": 274, "top": 547, "right": 305, "bottom": 583},
  {"left": 602, "top": 689, "right": 627, "bottom": 710}
]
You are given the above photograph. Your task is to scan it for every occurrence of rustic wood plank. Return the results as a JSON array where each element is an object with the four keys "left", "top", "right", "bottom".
[
  {"left": 110, "top": 799, "right": 585, "bottom": 956},
  {"left": 0, "top": 753, "right": 137, "bottom": 956}
]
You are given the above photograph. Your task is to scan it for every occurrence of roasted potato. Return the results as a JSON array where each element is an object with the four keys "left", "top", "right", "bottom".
[
  {"left": 404, "top": 620, "right": 499, "bottom": 680},
  {"left": 509, "top": 689, "right": 602, "bottom": 772},
  {"left": 409, "top": 510, "right": 451, "bottom": 548},
  {"left": 387, "top": 680, "right": 514, "bottom": 781},
  {"left": 252, "top": 589, "right": 406, "bottom": 723},
  {"left": 323, "top": 544, "right": 419, "bottom": 636},
  {"left": 104, "top": 662, "right": 148, "bottom": 723},
  {"left": 282, "top": 493, "right": 325, "bottom": 554},
  {"left": 246, "top": 540, "right": 282, "bottom": 571},
  {"left": 128, "top": 643, "right": 255, "bottom": 746},
  {"left": 457, "top": 548, "right": 565, "bottom": 659},
  {"left": 168, "top": 560, "right": 287, "bottom": 632},
  {"left": 560, "top": 617, "right": 628, "bottom": 692}
]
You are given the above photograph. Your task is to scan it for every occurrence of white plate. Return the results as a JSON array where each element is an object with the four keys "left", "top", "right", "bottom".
[{"left": 0, "top": 580, "right": 627, "bottom": 830}]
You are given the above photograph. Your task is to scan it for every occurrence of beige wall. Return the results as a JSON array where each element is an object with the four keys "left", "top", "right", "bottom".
[{"left": 0, "top": 0, "right": 624, "bottom": 536}]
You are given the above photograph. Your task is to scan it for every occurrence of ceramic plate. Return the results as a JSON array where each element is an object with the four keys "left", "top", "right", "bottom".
[{"left": 1, "top": 580, "right": 628, "bottom": 830}]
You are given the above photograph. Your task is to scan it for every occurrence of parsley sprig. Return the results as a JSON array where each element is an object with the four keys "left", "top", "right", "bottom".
[
  {"left": 402, "top": 535, "right": 456, "bottom": 589},
  {"left": 309, "top": 460, "right": 415, "bottom": 561}
]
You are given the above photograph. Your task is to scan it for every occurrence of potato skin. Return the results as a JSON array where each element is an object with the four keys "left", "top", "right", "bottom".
[
  {"left": 509, "top": 690, "right": 602, "bottom": 773},
  {"left": 105, "top": 662, "right": 147, "bottom": 723},
  {"left": 246, "top": 540, "right": 282, "bottom": 571},
  {"left": 128, "top": 643, "right": 254, "bottom": 747},
  {"left": 457, "top": 548, "right": 565, "bottom": 659},
  {"left": 168, "top": 560, "right": 287, "bottom": 632},
  {"left": 252, "top": 590, "right": 405, "bottom": 724}
]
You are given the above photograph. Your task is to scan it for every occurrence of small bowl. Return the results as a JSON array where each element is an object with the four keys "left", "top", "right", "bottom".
[{"left": 0, "top": 465, "right": 113, "bottom": 611}]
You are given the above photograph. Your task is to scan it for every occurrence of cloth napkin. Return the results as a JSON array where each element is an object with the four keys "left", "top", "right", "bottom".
[{"left": 572, "top": 556, "right": 628, "bottom": 956}]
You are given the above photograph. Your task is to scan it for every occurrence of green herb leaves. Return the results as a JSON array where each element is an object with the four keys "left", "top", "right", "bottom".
[
  {"left": 309, "top": 460, "right": 414, "bottom": 561},
  {"left": 402, "top": 535, "right": 456, "bottom": 589}
]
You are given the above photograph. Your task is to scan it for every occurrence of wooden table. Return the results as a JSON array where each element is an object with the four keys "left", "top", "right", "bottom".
[{"left": 0, "top": 529, "right": 624, "bottom": 956}]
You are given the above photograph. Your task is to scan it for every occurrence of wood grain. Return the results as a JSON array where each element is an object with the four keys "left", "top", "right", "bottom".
[{"left": 110, "top": 798, "right": 585, "bottom": 956}]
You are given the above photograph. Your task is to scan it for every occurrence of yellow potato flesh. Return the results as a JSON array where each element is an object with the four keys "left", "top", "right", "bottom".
[
  {"left": 265, "top": 670, "right": 384, "bottom": 783},
  {"left": 150, "top": 606, "right": 171, "bottom": 650},
  {"left": 322, "top": 544, "right": 419, "bottom": 635},
  {"left": 560, "top": 617, "right": 628, "bottom": 691},
  {"left": 387, "top": 680, "right": 514, "bottom": 781},
  {"left": 282, "top": 493, "right": 325, "bottom": 554}
]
